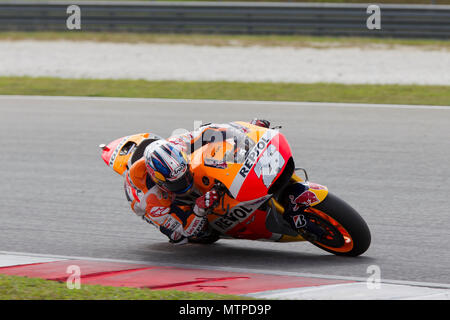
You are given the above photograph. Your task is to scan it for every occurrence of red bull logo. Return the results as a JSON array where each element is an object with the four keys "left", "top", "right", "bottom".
[{"left": 289, "top": 190, "right": 320, "bottom": 211}]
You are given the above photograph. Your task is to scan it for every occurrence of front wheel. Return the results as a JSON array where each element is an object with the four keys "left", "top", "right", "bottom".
[{"left": 301, "top": 192, "right": 371, "bottom": 257}]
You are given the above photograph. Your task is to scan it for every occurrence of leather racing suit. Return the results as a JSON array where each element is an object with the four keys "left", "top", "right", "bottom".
[{"left": 123, "top": 120, "right": 270, "bottom": 244}]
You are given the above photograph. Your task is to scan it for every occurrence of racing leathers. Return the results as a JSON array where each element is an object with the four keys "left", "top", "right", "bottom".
[
  {"left": 123, "top": 120, "right": 269, "bottom": 244},
  {"left": 124, "top": 159, "right": 218, "bottom": 244}
]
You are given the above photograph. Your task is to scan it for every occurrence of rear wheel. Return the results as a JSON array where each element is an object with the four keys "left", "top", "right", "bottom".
[{"left": 301, "top": 192, "right": 371, "bottom": 257}]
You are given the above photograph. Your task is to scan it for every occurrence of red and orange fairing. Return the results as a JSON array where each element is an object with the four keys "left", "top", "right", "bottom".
[{"left": 101, "top": 133, "right": 152, "bottom": 175}]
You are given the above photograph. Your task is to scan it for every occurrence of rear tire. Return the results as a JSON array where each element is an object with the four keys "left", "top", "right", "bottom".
[{"left": 306, "top": 192, "right": 371, "bottom": 257}]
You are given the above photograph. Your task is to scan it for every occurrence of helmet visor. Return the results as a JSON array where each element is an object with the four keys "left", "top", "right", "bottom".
[{"left": 165, "top": 169, "right": 194, "bottom": 194}]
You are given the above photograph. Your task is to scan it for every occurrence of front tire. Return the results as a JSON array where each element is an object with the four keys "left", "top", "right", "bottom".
[{"left": 303, "top": 192, "right": 371, "bottom": 257}]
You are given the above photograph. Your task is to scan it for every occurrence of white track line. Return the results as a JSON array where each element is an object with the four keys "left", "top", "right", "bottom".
[
  {"left": 246, "top": 282, "right": 450, "bottom": 300},
  {"left": 0, "top": 95, "right": 449, "bottom": 110},
  {"left": 1, "top": 250, "right": 449, "bottom": 290},
  {"left": 0, "top": 254, "right": 67, "bottom": 268}
]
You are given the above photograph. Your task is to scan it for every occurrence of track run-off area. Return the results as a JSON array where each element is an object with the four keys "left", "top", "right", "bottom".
[{"left": 0, "top": 95, "right": 449, "bottom": 296}]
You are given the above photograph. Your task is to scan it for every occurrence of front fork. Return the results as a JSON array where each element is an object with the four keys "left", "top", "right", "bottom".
[{"left": 272, "top": 171, "right": 329, "bottom": 242}]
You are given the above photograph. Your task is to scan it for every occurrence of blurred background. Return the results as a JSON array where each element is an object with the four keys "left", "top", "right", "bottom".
[
  {"left": 0, "top": 0, "right": 448, "bottom": 102},
  {"left": 0, "top": 0, "right": 449, "bottom": 295}
]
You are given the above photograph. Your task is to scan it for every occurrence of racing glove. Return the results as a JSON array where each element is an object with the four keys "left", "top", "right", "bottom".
[
  {"left": 193, "top": 189, "right": 219, "bottom": 216},
  {"left": 160, "top": 214, "right": 205, "bottom": 245}
]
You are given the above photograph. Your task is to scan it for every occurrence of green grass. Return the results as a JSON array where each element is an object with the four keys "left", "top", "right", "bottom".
[
  {"left": 0, "top": 76, "right": 449, "bottom": 106},
  {"left": 0, "top": 274, "right": 249, "bottom": 300},
  {"left": 1, "top": 31, "right": 449, "bottom": 50}
]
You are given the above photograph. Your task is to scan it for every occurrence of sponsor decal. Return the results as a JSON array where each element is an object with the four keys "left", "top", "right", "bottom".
[
  {"left": 239, "top": 137, "right": 271, "bottom": 178},
  {"left": 204, "top": 158, "right": 227, "bottom": 169},
  {"left": 149, "top": 206, "right": 170, "bottom": 217},
  {"left": 185, "top": 217, "right": 206, "bottom": 236},
  {"left": 162, "top": 216, "right": 181, "bottom": 231},
  {"left": 308, "top": 183, "right": 327, "bottom": 191},
  {"left": 289, "top": 190, "right": 320, "bottom": 211},
  {"left": 292, "top": 214, "right": 307, "bottom": 228},
  {"left": 212, "top": 195, "right": 271, "bottom": 232},
  {"left": 229, "top": 130, "right": 277, "bottom": 197},
  {"left": 167, "top": 137, "right": 188, "bottom": 153},
  {"left": 170, "top": 162, "right": 186, "bottom": 179},
  {"left": 108, "top": 136, "right": 129, "bottom": 167}
]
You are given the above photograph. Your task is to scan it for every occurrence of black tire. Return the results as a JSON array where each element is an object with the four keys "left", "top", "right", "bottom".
[{"left": 307, "top": 192, "right": 371, "bottom": 257}]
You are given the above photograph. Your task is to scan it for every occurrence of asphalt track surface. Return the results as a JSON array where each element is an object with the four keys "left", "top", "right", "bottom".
[{"left": 0, "top": 96, "right": 449, "bottom": 285}]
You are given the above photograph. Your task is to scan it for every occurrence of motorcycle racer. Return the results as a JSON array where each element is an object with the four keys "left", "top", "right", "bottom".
[
  {"left": 102, "top": 118, "right": 371, "bottom": 257},
  {"left": 124, "top": 119, "right": 270, "bottom": 244}
]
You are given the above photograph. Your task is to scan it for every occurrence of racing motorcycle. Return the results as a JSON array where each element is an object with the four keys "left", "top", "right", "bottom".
[{"left": 99, "top": 121, "right": 371, "bottom": 257}]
